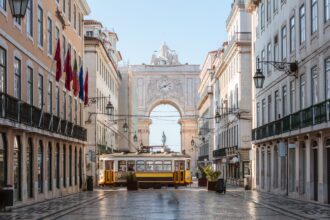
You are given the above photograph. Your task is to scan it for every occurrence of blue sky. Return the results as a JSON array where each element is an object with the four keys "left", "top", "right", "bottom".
[
  {"left": 86, "top": 0, "right": 233, "bottom": 151},
  {"left": 86, "top": 0, "right": 232, "bottom": 65}
]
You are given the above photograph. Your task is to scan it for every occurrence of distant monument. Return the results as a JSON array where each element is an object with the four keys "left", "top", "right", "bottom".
[
  {"left": 161, "top": 131, "right": 167, "bottom": 147},
  {"left": 150, "top": 42, "right": 180, "bottom": 65}
]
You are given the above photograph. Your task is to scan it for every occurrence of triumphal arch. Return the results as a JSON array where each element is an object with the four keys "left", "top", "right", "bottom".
[{"left": 123, "top": 43, "right": 200, "bottom": 169}]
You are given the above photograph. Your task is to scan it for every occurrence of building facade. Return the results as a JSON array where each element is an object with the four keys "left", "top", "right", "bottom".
[
  {"left": 250, "top": 0, "right": 330, "bottom": 204},
  {"left": 0, "top": 0, "right": 90, "bottom": 205},
  {"left": 212, "top": 0, "right": 253, "bottom": 186},
  {"left": 83, "top": 20, "right": 122, "bottom": 185}
]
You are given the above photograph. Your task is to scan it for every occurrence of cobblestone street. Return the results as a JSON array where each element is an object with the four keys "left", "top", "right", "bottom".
[{"left": 1, "top": 187, "right": 330, "bottom": 219}]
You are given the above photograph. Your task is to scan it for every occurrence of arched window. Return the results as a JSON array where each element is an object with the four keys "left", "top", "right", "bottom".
[
  {"left": 27, "top": 138, "right": 33, "bottom": 198},
  {"left": 0, "top": 134, "right": 7, "bottom": 188},
  {"left": 56, "top": 143, "right": 60, "bottom": 189},
  {"left": 14, "top": 136, "right": 22, "bottom": 201},
  {"left": 63, "top": 144, "right": 66, "bottom": 187},
  {"left": 74, "top": 147, "right": 77, "bottom": 185},
  {"left": 38, "top": 140, "right": 43, "bottom": 193},
  {"left": 47, "top": 142, "right": 52, "bottom": 191},
  {"left": 69, "top": 145, "right": 72, "bottom": 186}
]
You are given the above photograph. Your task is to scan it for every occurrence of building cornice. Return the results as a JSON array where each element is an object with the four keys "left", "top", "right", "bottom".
[{"left": 77, "top": 0, "right": 91, "bottom": 15}]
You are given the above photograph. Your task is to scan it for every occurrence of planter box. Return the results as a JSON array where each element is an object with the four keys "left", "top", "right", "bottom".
[
  {"left": 207, "top": 181, "right": 217, "bottom": 191},
  {"left": 127, "top": 181, "right": 138, "bottom": 191},
  {"left": 198, "top": 178, "right": 207, "bottom": 187}
]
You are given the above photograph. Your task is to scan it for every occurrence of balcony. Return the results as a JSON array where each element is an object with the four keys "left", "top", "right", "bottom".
[
  {"left": 252, "top": 100, "right": 329, "bottom": 142},
  {"left": 213, "top": 148, "right": 226, "bottom": 158},
  {"left": 223, "top": 32, "right": 251, "bottom": 58},
  {"left": 0, "top": 93, "right": 87, "bottom": 141}
]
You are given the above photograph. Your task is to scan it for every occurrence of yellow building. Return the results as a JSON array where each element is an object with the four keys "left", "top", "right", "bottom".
[{"left": 0, "top": 0, "right": 90, "bottom": 205}]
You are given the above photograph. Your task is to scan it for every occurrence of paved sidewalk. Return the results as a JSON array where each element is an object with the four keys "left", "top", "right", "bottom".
[
  {"left": 0, "top": 190, "right": 109, "bottom": 220},
  {"left": 227, "top": 187, "right": 330, "bottom": 219}
]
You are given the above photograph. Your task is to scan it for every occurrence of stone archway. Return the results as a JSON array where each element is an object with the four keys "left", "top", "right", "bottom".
[{"left": 121, "top": 43, "right": 200, "bottom": 170}]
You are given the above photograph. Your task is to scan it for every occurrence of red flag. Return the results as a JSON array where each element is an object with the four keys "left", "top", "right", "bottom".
[
  {"left": 84, "top": 71, "right": 88, "bottom": 105},
  {"left": 72, "top": 59, "right": 79, "bottom": 96},
  {"left": 64, "top": 49, "right": 72, "bottom": 91},
  {"left": 54, "top": 39, "right": 62, "bottom": 81}
]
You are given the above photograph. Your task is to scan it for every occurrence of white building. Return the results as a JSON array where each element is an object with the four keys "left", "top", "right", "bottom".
[
  {"left": 212, "top": 0, "right": 253, "bottom": 187},
  {"left": 84, "top": 20, "right": 122, "bottom": 184},
  {"left": 249, "top": 0, "right": 330, "bottom": 204}
]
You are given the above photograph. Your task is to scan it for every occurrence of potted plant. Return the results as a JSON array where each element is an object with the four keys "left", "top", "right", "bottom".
[
  {"left": 197, "top": 166, "right": 207, "bottom": 187},
  {"left": 126, "top": 171, "right": 138, "bottom": 191},
  {"left": 203, "top": 165, "right": 221, "bottom": 191}
]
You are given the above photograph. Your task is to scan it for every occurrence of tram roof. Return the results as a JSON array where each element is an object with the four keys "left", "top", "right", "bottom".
[{"left": 99, "top": 152, "right": 190, "bottom": 159}]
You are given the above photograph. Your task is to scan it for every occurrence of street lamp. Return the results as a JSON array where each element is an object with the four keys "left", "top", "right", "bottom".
[
  {"left": 106, "top": 100, "right": 114, "bottom": 116},
  {"left": 215, "top": 110, "right": 221, "bottom": 124},
  {"left": 9, "top": 0, "right": 29, "bottom": 18},
  {"left": 123, "top": 120, "right": 128, "bottom": 132},
  {"left": 133, "top": 132, "right": 138, "bottom": 142},
  {"left": 253, "top": 58, "right": 298, "bottom": 89}
]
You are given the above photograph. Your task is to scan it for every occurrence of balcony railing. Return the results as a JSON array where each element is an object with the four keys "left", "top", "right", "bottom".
[
  {"left": 252, "top": 100, "right": 330, "bottom": 141},
  {"left": 0, "top": 92, "right": 87, "bottom": 141},
  {"left": 213, "top": 148, "right": 226, "bottom": 158}
]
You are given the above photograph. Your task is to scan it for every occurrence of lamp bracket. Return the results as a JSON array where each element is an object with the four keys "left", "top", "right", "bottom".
[{"left": 258, "top": 60, "right": 298, "bottom": 78}]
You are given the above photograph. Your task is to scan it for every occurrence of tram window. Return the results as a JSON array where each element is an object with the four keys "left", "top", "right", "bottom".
[
  {"left": 99, "top": 160, "right": 104, "bottom": 170},
  {"left": 127, "top": 160, "right": 135, "bottom": 171},
  {"left": 118, "top": 160, "right": 127, "bottom": 172},
  {"left": 163, "top": 161, "right": 172, "bottom": 171},
  {"left": 154, "top": 161, "right": 163, "bottom": 171},
  {"left": 145, "top": 161, "right": 154, "bottom": 171},
  {"left": 187, "top": 160, "right": 190, "bottom": 170},
  {"left": 136, "top": 160, "right": 145, "bottom": 172},
  {"left": 105, "top": 160, "right": 112, "bottom": 170}
]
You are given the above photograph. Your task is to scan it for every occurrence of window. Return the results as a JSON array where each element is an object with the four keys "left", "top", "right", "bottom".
[
  {"left": 290, "top": 81, "right": 296, "bottom": 113},
  {"left": 268, "top": 95, "right": 272, "bottom": 122},
  {"left": 73, "top": 4, "right": 76, "bottom": 29},
  {"left": 26, "top": 0, "right": 33, "bottom": 37},
  {"left": 260, "top": 3, "right": 265, "bottom": 29},
  {"left": 14, "top": 57, "right": 21, "bottom": 99},
  {"left": 261, "top": 49, "right": 266, "bottom": 72},
  {"left": 0, "top": 0, "right": 6, "bottom": 10},
  {"left": 275, "top": 90, "right": 280, "bottom": 119},
  {"left": 311, "top": 0, "right": 318, "bottom": 34},
  {"left": 38, "top": 74, "right": 43, "bottom": 108},
  {"left": 290, "top": 16, "right": 295, "bottom": 53},
  {"left": 281, "top": 26, "right": 287, "bottom": 60},
  {"left": 273, "top": 0, "right": 278, "bottom": 12},
  {"left": 55, "top": 86, "right": 59, "bottom": 116},
  {"left": 0, "top": 47, "right": 6, "bottom": 93},
  {"left": 27, "top": 67, "right": 33, "bottom": 104},
  {"left": 257, "top": 102, "right": 260, "bottom": 126},
  {"left": 311, "top": 66, "right": 319, "bottom": 105},
  {"left": 145, "top": 161, "right": 153, "bottom": 171},
  {"left": 154, "top": 161, "right": 163, "bottom": 171},
  {"left": 274, "top": 35, "right": 279, "bottom": 61},
  {"left": 299, "top": 5, "right": 306, "bottom": 44},
  {"left": 62, "top": 0, "right": 66, "bottom": 13},
  {"left": 266, "top": 0, "right": 271, "bottom": 22},
  {"left": 325, "top": 58, "right": 330, "bottom": 99},
  {"left": 136, "top": 160, "right": 145, "bottom": 172},
  {"left": 47, "top": 143, "right": 52, "bottom": 191},
  {"left": 262, "top": 99, "right": 266, "bottom": 125},
  {"left": 163, "top": 161, "right": 172, "bottom": 171},
  {"left": 326, "top": 0, "right": 330, "bottom": 22},
  {"left": 282, "top": 85, "right": 287, "bottom": 116},
  {"left": 68, "top": 95, "right": 72, "bottom": 121},
  {"left": 38, "top": 141, "right": 43, "bottom": 193},
  {"left": 300, "top": 74, "right": 306, "bottom": 109},
  {"left": 68, "top": 0, "right": 71, "bottom": 22},
  {"left": 0, "top": 134, "right": 7, "bottom": 188},
  {"left": 47, "top": 81, "right": 52, "bottom": 113},
  {"left": 55, "top": 27, "right": 60, "bottom": 43},
  {"left": 78, "top": 13, "right": 82, "bottom": 36},
  {"left": 62, "top": 36, "right": 66, "bottom": 66},
  {"left": 267, "top": 42, "right": 271, "bottom": 73},
  {"left": 47, "top": 17, "right": 52, "bottom": 55},
  {"left": 38, "top": 6, "right": 43, "bottom": 46},
  {"left": 63, "top": 91, "right": 66, "bottom": 119}
]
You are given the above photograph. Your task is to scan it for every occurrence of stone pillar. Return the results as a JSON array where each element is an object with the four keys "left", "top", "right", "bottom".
[
  {"left": 138, "top": 118, "right": 152, "bottom": 147},
  {"left": 179, "top": 118, "right": 198, "bottom": 171},
  {"left": 305, "top": 138, "right": 311, "bottom": 200},
  {"left": 21, "top": 132, "right": 27, "bottom": 201}
]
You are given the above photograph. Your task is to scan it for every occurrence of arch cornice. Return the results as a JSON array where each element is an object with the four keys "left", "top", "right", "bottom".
[{"left": 146, "top": 98, "right": 184, "bottom": 117}]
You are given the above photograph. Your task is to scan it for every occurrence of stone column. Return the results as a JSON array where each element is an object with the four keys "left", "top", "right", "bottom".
[
  {"left": 138, "top": 118, "right": 152, "bottom": 147},
  {"left": 179, "top": 118, "right": 198, "bottom": 171}
]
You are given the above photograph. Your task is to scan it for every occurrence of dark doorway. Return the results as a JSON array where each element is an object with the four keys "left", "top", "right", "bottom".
[{"left": 313, "top": 148, "right": 318, "bottom": 201}]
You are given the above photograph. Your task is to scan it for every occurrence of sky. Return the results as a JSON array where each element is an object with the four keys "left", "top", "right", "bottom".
[
  {"left": 86, "top": 0, "right": 233, "bottom": 151},
  {"left": 86, "top": 0, "right": 232, "bottom": 65}
]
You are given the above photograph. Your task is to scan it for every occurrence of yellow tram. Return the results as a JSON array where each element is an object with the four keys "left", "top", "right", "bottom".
[{"left": 98, "top": 152, "right": 192, "bottom": 188}]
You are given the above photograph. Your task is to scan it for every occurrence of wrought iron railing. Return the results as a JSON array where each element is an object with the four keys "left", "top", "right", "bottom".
[
  {"left": 0, "top": 92, "right": 86, "bottom": 141},
  {"left": 252, "top": 100, "right": 330, "bottom": 141},
  {"left": 213, "top": 148, "right": 226, "bottom": 158}
]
